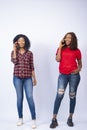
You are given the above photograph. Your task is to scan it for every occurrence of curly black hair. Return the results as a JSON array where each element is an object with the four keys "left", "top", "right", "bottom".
[{"left": 13, "top": 34, "right": 31, "bottom": 50}]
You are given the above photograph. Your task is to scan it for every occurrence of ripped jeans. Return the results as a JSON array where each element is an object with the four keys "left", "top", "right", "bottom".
[{"left": 53, "top": 73, "right": 80, "bottom": 115}]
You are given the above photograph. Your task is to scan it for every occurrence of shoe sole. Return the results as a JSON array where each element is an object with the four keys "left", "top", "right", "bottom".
[
  {"left": 67, "top": 122, "right": 73, "bottom": 127},
  {"left": 17, "top": 123, "right": 23, "bottom": 126},
  {"left": 32, "top": 126, "right": 37, "bottom": 129},
  {"left": 50, "top": 124, "right": 58, "bottom": 128}
]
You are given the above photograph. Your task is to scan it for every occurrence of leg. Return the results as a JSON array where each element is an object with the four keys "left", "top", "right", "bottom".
[
  {"left": 13, "top": 76, "right": 24, "bottom": 118},
  {"left": 67, "top": 73, "right": 80, "bottom": 126},
  {"left": 50, "top": 74, "right": 68, "bottom": 128},
  {"left": 53, "top": 74, "right": 68, "bottom": 117},
  {"left": 53, "top": 89, "right": 65, "bottom": 117},
  {"left": 24, "top": 78, "right": 36, "bottom": 120},
  {"left": 69, "top": 73, "right": 80, "bottom": 115}
]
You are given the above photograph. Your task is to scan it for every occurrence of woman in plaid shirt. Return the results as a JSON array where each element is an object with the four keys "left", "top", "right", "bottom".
[{"left": 11, "top": 34, "right": 37, "bottom": 129}]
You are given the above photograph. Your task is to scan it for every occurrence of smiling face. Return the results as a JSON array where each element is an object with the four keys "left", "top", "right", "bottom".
[
  {"left": 17, "top": 37, "right": 25, "bottom": 48},
  {"left": 65, "top": 34, "right": 72, "bottom": 46}
]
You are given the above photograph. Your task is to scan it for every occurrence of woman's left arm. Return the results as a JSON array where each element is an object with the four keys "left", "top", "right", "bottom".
[
  {"left": 32, "top": 71, "right": 37, "bottom": 86},
  {"left": 77, "top": 59, "right": 82, "bottom": 72},
  {"left": 72, "top": 59, "right": 82, "bottom": 74},
  {"left": 30, "top": 52, "right": 37, "bottom": 86}
]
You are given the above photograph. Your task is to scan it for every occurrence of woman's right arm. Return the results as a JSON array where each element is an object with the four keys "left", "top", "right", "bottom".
[
  {"left": 11, "top": 43, "right": 18, "bottom": 64},
  {"left": 56, "top": 47, "right": 62, "bottom": 62},
  {"left": 56, "top": 40, "right": 64, "bottom": 62}
]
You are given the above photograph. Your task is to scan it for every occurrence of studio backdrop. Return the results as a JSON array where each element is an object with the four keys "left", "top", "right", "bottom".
[{"left": 0, "top": 0, "right": 87, "bottom": 123}]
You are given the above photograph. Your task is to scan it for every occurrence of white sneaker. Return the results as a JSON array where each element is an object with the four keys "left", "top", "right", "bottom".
[
  {"left": 17, "top": 118, "right": 23, "bottom": 126},
  {"left": 32, "top": 120, "right": 37, "bottom": 129}
]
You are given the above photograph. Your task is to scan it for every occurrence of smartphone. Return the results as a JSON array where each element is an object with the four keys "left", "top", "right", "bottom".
[
  {"left": 62, "top": 40, "right": 65, "bottom": 44},
  {"left": 15, "top": 42, "right": 19, "bottom": 49}
]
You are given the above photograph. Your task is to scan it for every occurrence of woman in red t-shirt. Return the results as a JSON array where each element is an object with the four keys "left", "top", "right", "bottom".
[{"left": 50, "top": 32, "right": 82, "bottom": 128}]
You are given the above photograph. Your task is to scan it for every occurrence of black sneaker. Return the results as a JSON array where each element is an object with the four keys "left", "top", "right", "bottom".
[
  {"left": 50, "top": 118, "right": 58, "bottom": 128},
  {"left": 67, "top": 118, "right": 74, "bottom": 127}
]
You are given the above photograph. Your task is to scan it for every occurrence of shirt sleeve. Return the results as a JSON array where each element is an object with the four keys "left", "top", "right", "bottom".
[
  {"left": 30, "top": 52, "right": 34, "bottom": 71},
  {"left": 11, "top": 51, "right": 18, "bottom": 65},
  {"left": 76, "top": 49, "right": 82, "bottom": 60}
]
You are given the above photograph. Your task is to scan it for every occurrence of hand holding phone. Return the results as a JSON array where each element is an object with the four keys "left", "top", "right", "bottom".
[
  {"left": 13, "top": 42, "right": 19, "bottom": 51},
  {"left": 62, "top": 39, "right": 65, "bottom": 45},
  {"left": 59, "top": 39, "right": 66, "bottom": 49}
]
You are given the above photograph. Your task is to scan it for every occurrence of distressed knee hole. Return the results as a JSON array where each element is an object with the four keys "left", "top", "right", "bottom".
[
  {"left": 70, "top": 92, "right": 76, "bottom": 99},
  {"left": 58, "top": 89, "right": 64, "bottom": 95}
]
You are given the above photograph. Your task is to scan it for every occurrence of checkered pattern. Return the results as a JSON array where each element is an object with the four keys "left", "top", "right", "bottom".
[{"left": 11, "top": 50, "right": 34, "bottom": 78}]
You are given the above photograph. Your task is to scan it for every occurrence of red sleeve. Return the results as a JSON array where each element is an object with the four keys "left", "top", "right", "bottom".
[{"left": 76, "top": 49, "right": 82, "bottom": 60}]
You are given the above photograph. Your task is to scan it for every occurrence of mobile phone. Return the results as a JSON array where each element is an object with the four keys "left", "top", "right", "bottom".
[
  {"left": 15, "top": 42, "right": 19, "bottom": 49},
  {"left": 62, "top": 40, "right": 65, "bottom": 44}
]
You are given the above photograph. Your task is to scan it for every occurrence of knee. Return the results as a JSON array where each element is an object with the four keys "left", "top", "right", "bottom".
[
  {"left": 69, "top": 92, "right": 76, "bottom": 99},
  {"left": 17, "top": 95, "right": 23, "bottom": 102},
  {"left": 27, "top": 95, "right": 33, "bottom": 101},
  {"left": 58, "top": 89, "right": 65, "bottom": 98}
]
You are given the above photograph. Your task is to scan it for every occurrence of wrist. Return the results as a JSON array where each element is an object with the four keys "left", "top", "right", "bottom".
[{"left": 59, "top": 46, "right": 62, "bottom": 49}]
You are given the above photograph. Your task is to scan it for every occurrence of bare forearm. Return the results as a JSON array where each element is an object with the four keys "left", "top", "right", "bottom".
[
  {"left": 32, "top": 71, "right": 37, "bottom": 86},
  {"left": 56, "top": 47, "right": 62, "bottom": 62},
  {"left": 78, "top": 60, "right": 82, "bottom": 71},
  {"left": 12, "top": 42, "right": 18, "bottom": 58},
  {"left": 72, "top": 60, "right": 82, "bottom": 74},
  {"left": 32, "top": 71, "right": 36, "bottom": 78},
  {"left": 12, "top": 50, "right": 16, "bottom": 58},
  {"left": 56, "top": 39, "right": 64, "bottom": 62}
]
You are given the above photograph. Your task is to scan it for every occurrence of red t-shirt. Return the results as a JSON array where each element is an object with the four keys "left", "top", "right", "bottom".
[{"left": 56, "top": 47, "right": 82, "bottom": 74}]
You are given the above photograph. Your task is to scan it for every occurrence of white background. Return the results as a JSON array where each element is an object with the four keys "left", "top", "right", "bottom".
[{"left": 0, "top": 0, "right": 87, "bottom": 129}]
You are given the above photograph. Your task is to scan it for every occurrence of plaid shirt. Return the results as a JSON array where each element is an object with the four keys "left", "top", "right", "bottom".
[{"left": 11, "top": 50, "right": 34, "bottom": 78}]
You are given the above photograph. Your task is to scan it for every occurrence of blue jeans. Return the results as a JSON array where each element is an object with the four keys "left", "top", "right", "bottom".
[
  {"left": 53, "top": 73, "right": 80, "bottom": 115},
  {"left": 13, "top": 76, "right": 36, "bottom": 119}
]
